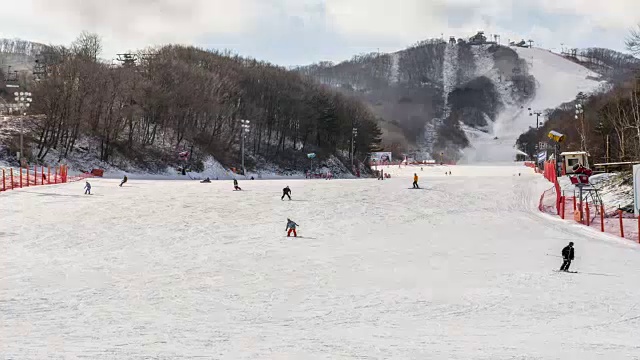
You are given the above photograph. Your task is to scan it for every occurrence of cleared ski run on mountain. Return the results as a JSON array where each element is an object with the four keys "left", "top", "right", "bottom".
[
  {"left": 461, "top": 47, "right": 606, "bottom": 163},
  {"left": 1, "top": 165, "right": 639, "bottom": 358}
]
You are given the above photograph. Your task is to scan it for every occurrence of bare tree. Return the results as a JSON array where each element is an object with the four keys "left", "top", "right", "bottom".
[
  {"left": 627, "top": 25, "right": 640, "bottom": 55},
  {"left": 71, "top": 31, "right": 103, "bottom": 62}
]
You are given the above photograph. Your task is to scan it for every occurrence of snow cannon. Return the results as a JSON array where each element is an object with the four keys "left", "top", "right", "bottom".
[
  {"left": 569, "top": 163, "right": 592, "bottom": 185},
  {"left": 548, "top": 131, "right": 565, "bottom": 143}
]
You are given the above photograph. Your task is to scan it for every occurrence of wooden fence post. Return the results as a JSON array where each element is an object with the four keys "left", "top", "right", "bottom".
[{"left": 619, "top": 210, "right": 625, "bottom": 238}]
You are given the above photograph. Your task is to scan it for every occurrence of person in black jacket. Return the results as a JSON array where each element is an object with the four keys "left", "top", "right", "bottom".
[
  {"left": 281, "top": 186, "right": 292, "bottom": 200},
  {"left": 560, "top": 242, "right": 575, "bottom": 271}
]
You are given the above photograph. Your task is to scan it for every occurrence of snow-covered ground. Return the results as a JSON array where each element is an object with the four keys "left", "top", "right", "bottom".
[
  {"left": 2, "top": 165, "right": 640, "bottom": 358},
  {"left": 461, "top": 47, "right": 606, "bottom": 163}
]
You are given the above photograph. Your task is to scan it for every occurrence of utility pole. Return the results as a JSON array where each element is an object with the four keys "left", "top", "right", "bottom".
[
  {"left": 13, "top": 91, "right": 32, "bottom": 165},
  {"left": 351, "top": 127, "right": 358, "bottom": 170},
  {"left": 240, "top": 119, "right": 250, "bottom": 176},
  {"left": 575, "top": 101, "right": 586, "bottom": 151},
  {"left": 528, "top": 108, "right": 543, "bottom": 128}
]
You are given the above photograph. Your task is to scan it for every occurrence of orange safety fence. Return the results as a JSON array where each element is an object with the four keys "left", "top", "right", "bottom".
[
  {"left": 532, "top": 161, "right": 640, "bottom": 244},
  {"left": 0, "top": 164, "right": 91, "bottom": 194}
]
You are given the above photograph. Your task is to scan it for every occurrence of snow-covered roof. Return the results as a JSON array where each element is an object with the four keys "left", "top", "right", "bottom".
[{"left": 560, "top": 151, "right": 589, "bottom": 156}]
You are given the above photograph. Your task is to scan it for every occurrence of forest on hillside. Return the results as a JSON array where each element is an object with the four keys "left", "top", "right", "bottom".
[
  {"left": 1, "top": 33, "right": 382, "bottom": 173},
  {"left": 517, "top": 77, "right": 640, "bottom": 164}
]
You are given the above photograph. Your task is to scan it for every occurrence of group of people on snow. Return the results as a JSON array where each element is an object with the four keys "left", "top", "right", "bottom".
[{"left": 84, "top": 175, "right": 129, "bottom": 195}]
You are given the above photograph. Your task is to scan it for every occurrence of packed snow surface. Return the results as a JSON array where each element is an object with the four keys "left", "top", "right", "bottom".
[
  {"left": 461, "top": 47, "right": 606, "bottom": 163},
  {"left": 2, "top": 165, "right": 640, "bottom": 359}
]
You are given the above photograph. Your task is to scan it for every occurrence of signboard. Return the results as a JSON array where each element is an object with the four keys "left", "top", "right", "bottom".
[
  {"left": 634, "top": 165, "right": 640, "bottom": 216},
  {"left": 537, "top": 151, "right": 546, "bottom": 163},
  {"left": 307, "top": 153, "right": 316, "bottom": 159},
  {"left": 371, "top": 152, "right": 392, "bottom": 163}
]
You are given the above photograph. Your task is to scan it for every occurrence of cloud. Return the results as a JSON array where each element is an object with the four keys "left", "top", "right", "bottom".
[
  {"left": 1, "top": 0, "right": 270, "bottom": 55},
  {"left": 0, "top": 0, "right": 638, "bottom": 65}
]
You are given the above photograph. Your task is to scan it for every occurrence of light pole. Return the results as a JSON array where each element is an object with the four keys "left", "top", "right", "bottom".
[
  {"left": 351, "top": 127, "right": 358, "bottom": 169},
  {"left": 240, "top": 119, "right": 250, "bottom": 176},
  {"left": 528, "top": 108, "right": 543, "bottom": 128},
  {"left": 575, "top": 103, "right": 585, "bottom": 151},
  {"left": 14, "top": 91, "right": 32, "bottom": 164}
]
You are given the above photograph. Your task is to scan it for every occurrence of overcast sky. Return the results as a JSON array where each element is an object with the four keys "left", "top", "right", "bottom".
[{"left": 1, "top": 0, "right": 638, "bottom": 66}]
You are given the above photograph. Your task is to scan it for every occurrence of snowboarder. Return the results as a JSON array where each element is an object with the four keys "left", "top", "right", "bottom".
[
  {"left": 200, "top": 177, "right": 211, "bottom": 183},
  {"left": 84, "top": 181, "right": 91, "bottom": 195},
  {"left": 560, "top": 242, "right": 575, "bottom": 272},
  {"left": 233, "top": 179, "right": 242, "bottom": 191},
  {"left": 449, "top": 171, "right": 452, "bottom": 176},
  {"left": 413, "top": 173, "right": 419, "bottom": 189},
  {"left": 286, "top": 218, "right": 299, "bottom": 237},
  {"left": 281, "top": 186, "right": 292, "bottom": 201},
  {"left": 119, "top": 175, "right": 128, "bottom": 187}
]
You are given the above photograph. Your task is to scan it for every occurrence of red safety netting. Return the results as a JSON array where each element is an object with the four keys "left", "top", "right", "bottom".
[
  {"left": 0, "top": 165, "right": 90, "bottom": 193},
  {"left": 531, "top": 161, "right": 640, "bottom": 244}
]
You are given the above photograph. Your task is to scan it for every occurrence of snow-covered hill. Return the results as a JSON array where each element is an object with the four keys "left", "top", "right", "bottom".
[
  {"left": 301, "top": 40, "right": 628, "bottom": 163},
  {"left": 3, "top": 165, "right": 640, "bottom": 357},
  {"left": 300, "top": 41, "right": 537, "bottom": 161},
  {"left": 461, "top": 47, "right": 608, "bottom": 163},
  {"left": 0, "top": 38, "right": 45, "bottom": 72}
]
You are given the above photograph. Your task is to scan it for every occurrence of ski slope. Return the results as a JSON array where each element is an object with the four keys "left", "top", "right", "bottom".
[
  {"left": 2, "top": 166, "right": 640, "bottom": 359},
  {"left": 461, "top": 47, "right": 606, "bottom": 163}
]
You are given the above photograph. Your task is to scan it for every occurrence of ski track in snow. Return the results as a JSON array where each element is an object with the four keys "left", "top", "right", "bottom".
[
  {"left": 461, "top": 47, "right": 606, "bottom": 163},
  {"left": 1, "top": 165, "right": 640, "bottom": 359},
  {"left": 389, "top": 52, "right": 400, "bottom": 84}
]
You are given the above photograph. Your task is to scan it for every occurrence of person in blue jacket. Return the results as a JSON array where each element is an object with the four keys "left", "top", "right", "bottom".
[
  {"left": 286, "top": 218, "right": 299, "bottom": 237},
  {"left": 84, "top": 181, "right": 92, "bottom": 195}
]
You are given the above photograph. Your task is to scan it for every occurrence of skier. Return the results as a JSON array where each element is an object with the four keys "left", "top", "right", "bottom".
[
  {"left": 84, "top": 181, "right": 91, "bottom": 195},
  {"left": 413, "top": 173, "right": 419, "bottom": 189},
  {"left": 560, "top": 242, "right": 575, "bottom": 272},
  {"left": 119, "top": 175, "right": 128, "bottom": 187},
  {"left": 200, "top": 177, "right": 211, "bottom": 183},
  {"left": 281, "top": 186, "right": 292, "bottom": 201},
  {"left": 286, "top": 218, "right": 299, "bottom": 237},
  {"left": 233, "top": 179, "right": 242, "bottom": 191},
  {"left": 449, "top": 171, "right": 452, "bottom": 176}
]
